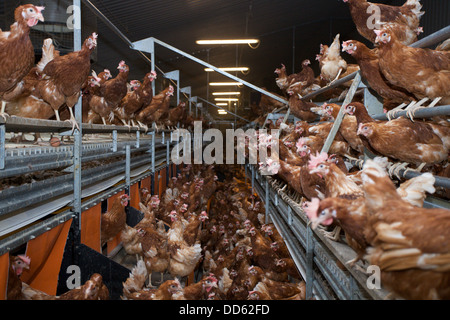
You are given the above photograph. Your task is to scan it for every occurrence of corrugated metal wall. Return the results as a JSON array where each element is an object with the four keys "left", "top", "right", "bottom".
[
  {"left": 386, "top": 0, "right": 449, "bottom": 38},
  {"left": 420, "top": 0, "right": 449, "bottom": 37}
]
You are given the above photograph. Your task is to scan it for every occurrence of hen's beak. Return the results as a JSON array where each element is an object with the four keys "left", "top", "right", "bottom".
[
  {"left": 341, "top": 42, "right": 348, "bottom": 52},
  {"left": 37, "top": 13, "right": 45, "bottom": 22},
  {"left": 35, "top": 6, "right": 45, "bottom": 22},
  {"left": 374, "top": 30, "right": 382, "bottom": 44}
]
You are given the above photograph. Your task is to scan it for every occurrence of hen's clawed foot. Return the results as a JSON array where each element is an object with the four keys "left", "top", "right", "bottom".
[
  {"left": 404, "top": 162, "right": 426, "bottom": 176},
  {"left": 386, "top": 102, "right": 409, "bottom": 121},
  {"left": 0, "top": 101, "right": 9, "bottom": 121},
  {"left": 321, "top": 226, "right": 342, "bottom": 242},
  {"left": 137, "top": 121, "right": 149, "bottom": 133},
  {"left": 405, "top": 97, "right": 430, "bottom": 121},
  {"left": 0, "top": 113, "right": 10, "bottom": 122},
  {"left": 33, "top": 135, "right": 46, "bottom": 146},
  {"left": 388, "top": 162, "right": 409, "bottom": 180},
  {"left": 345, "top": 256, "right": 366, "bottom": 273},
  {"left": 131, "top": 120, "right": 140, "bottom": 129},
  {"left": 9, "top": 133, "right": 26, "bottom": 144},
  {"left": 65, "top": 117, "right": 80, "bottom": 133},
  {"left": 345, "top": 155, "right": 364, "bottom": 169},
  {"left": 328, "top": 68, "right": 343, "bottom": 86}
]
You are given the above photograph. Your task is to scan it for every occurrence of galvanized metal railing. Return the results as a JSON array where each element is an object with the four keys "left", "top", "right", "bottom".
[
  {"left": 242, "top": 24, "right": 450, "bottom": 301},
  {"left": 246, "top": 164, "right": 391, "bottom": 300},
  {"left": 0, "top": 0, "right": 181, "bottom": 258}
]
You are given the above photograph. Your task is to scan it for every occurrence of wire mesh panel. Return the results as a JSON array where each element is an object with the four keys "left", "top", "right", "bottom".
[{"left": 3, "top": 0, "right": 97, "bottom": 60}]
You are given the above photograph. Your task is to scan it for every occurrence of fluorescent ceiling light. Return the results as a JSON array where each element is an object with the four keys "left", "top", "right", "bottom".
[
  {"left": 212, "top": 92, "right": 241, "bottom": 96},
  {"left": 215, "top": 98, "right": 239, "bottom": 102},
  {"left": 209, "top": 82, "right": 243, "bottom": 86},
  {"left": 197, "top": 39, "right": 259, "bottom": 45},
  {"left": 218, "top": 110, "right": 228, "bottom": 114},
  {"left": 216, "top": 103, "right": 228, "bottom": 106},
  {"left": 205, "top": 67, "right": 249, "bottom": 72}
]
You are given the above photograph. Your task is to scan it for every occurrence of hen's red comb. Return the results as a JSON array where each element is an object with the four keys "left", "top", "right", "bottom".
[
  {"left": 17, "top": 255, "right": 31, "bottom": 265},
  {"left": 308, "top": 151, "right": 328, "bottom": 170}
]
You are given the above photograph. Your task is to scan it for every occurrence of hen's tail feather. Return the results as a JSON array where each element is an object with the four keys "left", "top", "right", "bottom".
[
  {"left": 171, "top": 243, "right": 202, "bottom": 265},
  {"left": 219, "top": 267, "right": 233, "bottom": 294},
  {"left": 396, "top": 172, "right": 436, "bottom": 207},
  {"left": 22, "top": 282, "right": 54, "bottom": 300},
  {"left": 253, "top": 281, "right": 271, "bottom": 298},
  {"left": 120, "top": 225, "right": 143, "bottom": 255},
  {"left": 435, "top": 38, "right": 450, "bottom": 52},
  {"left": 122, "top": 259, "right": 148, "bottom": 294},
  {"left": 37, "top": 38, "right": 59, "bottom": 72},
  {"left": 404, "top": 0, "right": 425, "bottom": 17}
]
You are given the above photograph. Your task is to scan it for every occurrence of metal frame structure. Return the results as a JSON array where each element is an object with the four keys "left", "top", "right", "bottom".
[
  {"left": 241, "top": 25, "right": 450, "bottom": 300},
  {"left": 261, "top": 25, "right": 450, "bottom": 189},
  {"left": 0, "top": 1, "right": 179, "bottom": 260},
  {"left": 0, "top": 0, "right": 448, "bottom": 300},
  {"left": 131, "top": 37, "right": 289, "bottom": 107},
  {"left": 246, "top": 164, "right": 392, "bottom": 300}
]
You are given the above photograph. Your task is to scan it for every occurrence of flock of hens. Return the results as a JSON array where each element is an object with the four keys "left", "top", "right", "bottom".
[
  {"left": 8, "top": 165, "right": 306, "bottom": 300},
  {"left": 0, "top": 4, "right": 202, "bottom": 144},
  {"left": 2, "top": 0, "right": 450, "bottom": 301},
  {"left": 253, "top": 0, "right": 450, "bottom": 300}
]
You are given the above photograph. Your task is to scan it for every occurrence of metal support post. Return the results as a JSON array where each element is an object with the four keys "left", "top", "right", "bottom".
[
  {"left": 135, "top": 131, "right": 140, "bottom": 148},
  {"left": 244, "top": 163, "right": 248, "bottom": 185},
  {"left": 288, "top": 206, "right": 293, "bottom": 226},
  {"left": 112, "top": 130, "right": 118, "bottom": 152},
  {"left": 251, "top": 166, "right": 255, "bottom": 195},
  {"left": 151, "top": 132, "right": 155, "bottom": 195},
  {"left": 265, "top": 178, "right": 269, "bottom": 224},
  {"left": 72, "top": 0, "right": 82, "bottom": 266},
  {"left": 321, "top": 72, "right": 361, "bottom": 154},
  {"left": 0, "top": 125, "right": 5, "bottom": 170},
  {"left": 125, "top": 145, "right": 131, "bottom": 194},
  {"left": 166, "top": 140, "right": 170, "bottom": 183},
  {"left": 306, "top": 225, "right": 315, "bottom": 299},
  {"left": 151, "top": 132, "right": 155, "bottom": 174}
]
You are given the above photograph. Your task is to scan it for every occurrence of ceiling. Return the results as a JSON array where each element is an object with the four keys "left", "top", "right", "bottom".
[
  {"left": 1, "top": 0, "right": 448, "bottom": 121},
  {"left": 89, "top": 0, "right": 364, "bottom": 116},
  {"left": 92, "top": 0, "right": 357, "bottom": 88}
]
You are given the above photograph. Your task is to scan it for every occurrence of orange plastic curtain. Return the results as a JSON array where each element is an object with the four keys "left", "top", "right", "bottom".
[
  {"left": 130, "top": 183, "right": 140, "bottom": 209},
  {"left": 172, "top": 164, "right": 177, "bottom": 177},
  {"left": 0, "top": 253, "right": 9, "bottom": 300},
  {"left": 20, "top": 219, "right": 72, "bottom": 295},
  {"left": 106, "top": 190, "right": 125, "bottom": 256},
  {"left": 154, "top": 173, "right": 159, "bottom": 197},
  {"left": 158, "top": 168, "right": 167, "bottom": 198},
  {"left": 141, "top": 176, "right": 151, "bottom": 191},
  {"left": 81, "top": 204, "right": 102, "bottom": 253}
]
